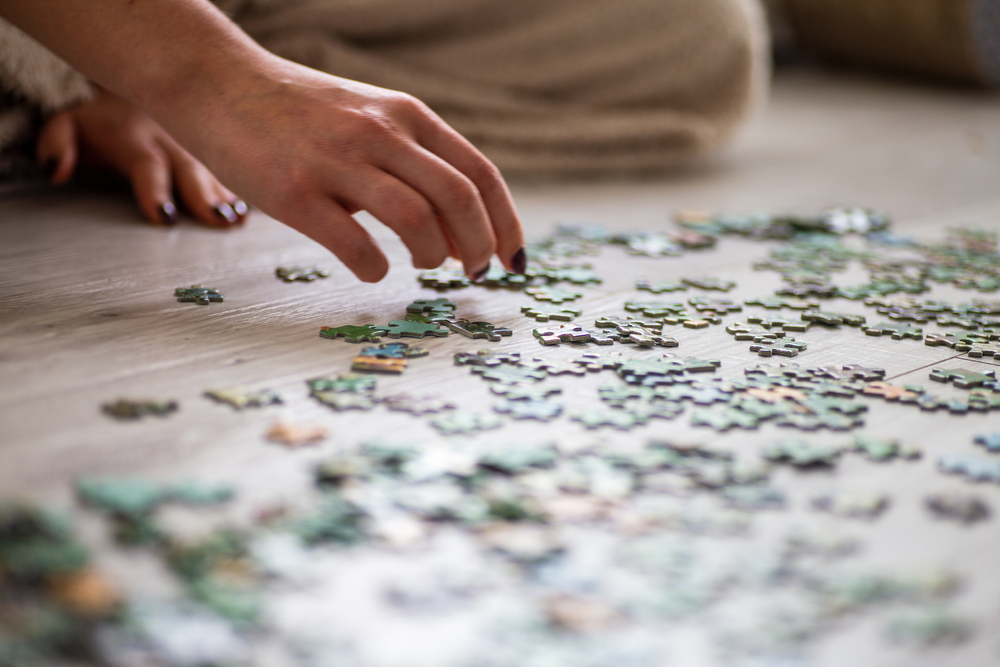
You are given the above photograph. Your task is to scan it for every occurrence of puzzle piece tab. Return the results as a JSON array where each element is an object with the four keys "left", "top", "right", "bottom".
[
  {"left": 445, "top": 319, "right": 513, "bottom": 342},
  {"left": 275, "top": 267, "right": 330, "bottom": 282},
  {"left": 863, "top": 321, "right": 924, "bottom": 340}
]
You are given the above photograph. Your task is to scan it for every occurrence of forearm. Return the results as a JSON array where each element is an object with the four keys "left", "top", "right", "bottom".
[{"left": 0, "top": 0, "right": 275, "bottom": 119}]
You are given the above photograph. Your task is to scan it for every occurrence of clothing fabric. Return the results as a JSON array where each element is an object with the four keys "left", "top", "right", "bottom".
[{"left": 0, "top": 0, "right": 769, "bottom": 175}]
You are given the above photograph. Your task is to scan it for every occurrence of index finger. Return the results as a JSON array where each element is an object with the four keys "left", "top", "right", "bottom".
[{"left": 411, "top": 110, "right": 526, "bottom": 274}]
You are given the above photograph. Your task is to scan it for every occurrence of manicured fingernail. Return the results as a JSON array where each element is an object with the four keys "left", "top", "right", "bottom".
[
  {"left": 158, "top": 201, "right": 179, "bottom": 225},
  {"left": 511, "top": 247, "right": 526, "bottom": 275},
  {"left": 471, "top": 265, "right": 489, "bottom": 283},
  {"left": 231, "top": 199, "right": 249, "bottom": 217},
  {"left": 214, "top": 202, "right": 237, "bottom": 224},
  {"left": 41, "top": 158, "right": 58, "bottom": 181}
]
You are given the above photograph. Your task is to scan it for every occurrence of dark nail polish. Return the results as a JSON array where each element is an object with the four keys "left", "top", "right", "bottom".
[
  {"left": 231, "top": 199, "right": 249, "bottom": 217},
  {"left": 158, "top": 201, "right": 179, "bottom": 225},
  {"left": 214, "top": 202, "right": 237, "bottom": 224},
  {"left": 41, "top": 158, "right": 58, "bottom": 181},
  {"left": 471, "top": 265, "right": 490, "bottom": 283},
  {"left": 511, "top": 247, "right": 526, "bottom": 275}
]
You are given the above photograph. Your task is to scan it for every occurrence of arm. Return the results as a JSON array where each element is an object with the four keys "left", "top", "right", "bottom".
[{"left": 0, "top": 0, "right": 525, "bottom": 281}]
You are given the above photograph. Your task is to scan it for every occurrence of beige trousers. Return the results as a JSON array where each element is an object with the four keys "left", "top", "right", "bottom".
[{"left": 231, "top": 0, "right": 770, "bottom": 174}]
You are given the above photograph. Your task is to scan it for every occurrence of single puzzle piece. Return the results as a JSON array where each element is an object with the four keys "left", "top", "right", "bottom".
[
  {"left": 863, "top": 382, "right": 921, "bottom": 401},
  {"left": 275, "top": 267, "right": 330, "bottom": 282},
  {"left": 320, "top": 324, "right": 383, "bottom": 343},
  {"left": 863, "top": 321, "right": 924, "bottom": 340},
  {"left": 681, "top": 277, "right": 737, "bottom": 291},
  {"left": 635, "top": 278, "right": 687, "bottom": 293},
  {"left": 358, "top": 342, "right": 427, "bottom": 359},
  {"left": 801, "top": 311, "right": 866, "bottom": 327},
  {"left": 929, "top": 367, "right": 999, "bottom": 389},
  {"left": 571, "top": 408, "right": 647, "bottom": 430},
  {"left": 406, "top": 298, "right": 457, "bottom": 315},
  {"left": 744, "top": 296, "right": 819, "bottom": 310},
  {"left": 690, "top": 407, "right": 759, "bottom": 431},
  {"left": 926, "top": 331, "right": 1000, "bottom": 349},
  {"left": 540, "top": 266, "right": 602, "bottom": 284},
  {"left": 617, "top": 356, "right": 720, "bottom": 383},
  {"left": 570, "top": 351, "right": 630, "bottom": 372},
  {"left": 851, "top": 436, "right": 921, "bottom": 461},
  {"left": 521, "top": 305, "right": 581, "bottom": 322},
  {"left": 877, "top": 307, "right": 934, "bottom": 323},
  {"left": 375, "top": 320, "right": 449, "bottom": 339},
  {"left": 101, "top": 399, "right": 178, "bottom": 420},
  {"left": 721, "top": 486, "right": 786, "bottom": 511},
  {"left": 453, "top": 350, "right": 522, "bottom": 367},
  {"left": 938, "top": 454, "right": 1000, "bottom": 483},
  {"left": 762, "top": 439, "right": 842, "bottom": 467},
  {"left": 480, "top": 265, "right": 532, "bottom": 289},
  {"left": 430, "top": 410, "right": 503, "bottom": 435},
  {"left": 749, "top": 337, "right": 808, "bottom": 357},
  {"left": 725, "top": 322, "right": 785, "bottom": 341},
  {"left": 314, "top": 392, "right": 377, "bottom": 410},
  {"left": 624, "top": 300, "right": 686, "bottom": 318},
  {"left": 351, "top": 356, "right": 407, "bottom": 373},
  {"left": 955, "top": 339, "right": 1000, "bottom": 359},
  {"left": 525, "top": 285, "right": 583, "bottom": 304},
  {"left": 308, "top": 373, "right": 376, "bottom": 394},
  {"left": 490, "top": 383, "right": 563, "bottom": 401},
  {"left": 418, "top": 267, "right": 470, "bottom": 290},
  {"left": 493, "top": 399, "right": 563, "bottom": 421},
  {"left": 533, "top": 325, "right": 615, "bottom": 346},
  {"left": 174, "top": 285, "right": 223, "bottom": 305},
  {"left": 688, "top": 296, "right": 742, "bottom": 313},
  {"left": 812, "top": 490, "right": 889, "bottom": 519},
  {"left": 625, "top": 234, "right": 683, "bottom": 256},
  {"left": 471, "top": 364, "right": 547, "bottom": 384},
  {"left": 973, "top": 432, "right": 1000, "bottom": 452},
  {"left": 521, "top": 357, "right": 588, "bottom": 376},
  {"left": 204, "top": 387, "right": 282, "bottom": 410},
  {"left": 266, "top": 421, "right": 327, "bottom": 448},
  {"left": 934, "top": 314, "right": 981, "bottom": 329},
  {"left": 595, "top": 315, "right": 663, "bottom": 333},
  {"left": 382, "top": 393, "right": 455, "bottom": 414},
  {"left": 924, "top": 492, "right": 990, "bottom": 524},
  {"left": 618, "top": 331, "right": 679, "bottom": 348},
  {"left": 445, "top": 319, "right": 513, "bottom": 342},
  {"left": 811, "top": 364, "right": 886, "bottom": 382}
]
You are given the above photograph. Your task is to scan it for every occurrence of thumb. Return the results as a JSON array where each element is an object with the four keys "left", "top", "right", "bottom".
[{"left": 36, "top": 111, "right": 78, "bottom": 185}]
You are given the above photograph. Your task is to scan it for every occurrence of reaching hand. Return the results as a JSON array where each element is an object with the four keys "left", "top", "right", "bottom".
[
  {"left": 37, "top": 87, "right": 248, "bottom": 227},
  {"left": 158, "top": 63, "right": 526, "bottom": 283}
]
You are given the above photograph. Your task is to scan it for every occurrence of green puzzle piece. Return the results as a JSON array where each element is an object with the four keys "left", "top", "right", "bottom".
[
  {"left": 375, "top": 320, "right": 449, "bottom": 338},
  {"left": 445, "top": 319, "right": 513, "bottom": 342},
  {"left": 320, "top": 324, "right": 382, "bottom": 343},
  {"left": 174, "top": 285, "right": 223, "bottom": 305}
]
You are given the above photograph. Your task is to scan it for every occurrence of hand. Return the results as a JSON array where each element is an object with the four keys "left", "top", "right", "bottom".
[
  {"left": 159, "top": 61, "right": 525, "bottom": 283},
  {"left": 37, "top": 87, "right": 248, "bottom": 227}
]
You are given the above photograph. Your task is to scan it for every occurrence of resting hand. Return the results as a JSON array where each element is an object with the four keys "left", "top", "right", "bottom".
[
  {"left": 37, "top": 87, "right": 248, "bottom": 227},
  {"left": 157, "top": 61, "right": 525, "bottom": 283}
]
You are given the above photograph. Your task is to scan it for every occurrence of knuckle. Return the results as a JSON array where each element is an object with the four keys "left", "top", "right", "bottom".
[{"left": 465, "top": 156, "right": 503, "bottom": 192}]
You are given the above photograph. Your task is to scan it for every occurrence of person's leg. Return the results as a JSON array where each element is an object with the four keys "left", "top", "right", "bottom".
[{"left": 236, "top": 0, "right": 770, "bottom": 174}]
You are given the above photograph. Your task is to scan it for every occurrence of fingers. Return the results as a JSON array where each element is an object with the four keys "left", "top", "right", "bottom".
[
  {"left": 124, "top": 145, "right": 180, "bottom": 226},
  {"left": 36, "top": 112, "right": 78, "bottom": 185},
  {"left": 159, "top": 138, "right": 248, "bottom": 227},
  {"left": 408, "top": 106, "right": 525, "bottom": 274},
  {"left": 290, "top": 195, "right": 389, "bottom": 283},
  {"left": 336, "top": 167, "right": 451, "bottom": 270}
]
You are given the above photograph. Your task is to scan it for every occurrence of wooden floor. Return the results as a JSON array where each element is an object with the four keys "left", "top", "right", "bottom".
[{"left": 2, "top": 68, "right": 1000, "bottom": 666}]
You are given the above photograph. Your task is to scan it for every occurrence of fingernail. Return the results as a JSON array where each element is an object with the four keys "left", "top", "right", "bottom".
[
  {"left": 214, "top": 202, "right": 237, "bottom": 224},
  {"left": 231, "top": 199, "right": 249, "bottom": 217},
  {"left": 41, "top": 158, "right": 58, "bottom": 181},
  {"left": 158, "top": 201, "right": 179, "bottom": 225},
  {"left": 511, "top": 247, "right": 526, "bottom": 275},
  {"left": 471, "top": 265, "right": 489, "bottom": 283}
]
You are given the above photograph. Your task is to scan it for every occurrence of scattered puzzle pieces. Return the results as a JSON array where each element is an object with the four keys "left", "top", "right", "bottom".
[
  {"left": 471, "top": 365, "right": 547, "bottom": 384},
  {"left": 493, "top": 399, "right": 563, "bottom": 421},
  {"left": 749, "top": 337, "right": 807, "bottom": 357},
  {"left": 453, "top": 350, "right": 522, "bottom": 367},
  {"left": 851, "top": 436, "right": 921, "bottom": 461},
  {"left": 929, "top": 368, "right": 999, "bottom": 389},
  {"left": 681, "top": 277, "right": 736, "bottom": 291},
  {"left": 812, "top": 490, "right": 889, "bottom": 519},
  {"left": 174, "top": 285, "right": 222, "bottom": 305},
  {"left": 418, "top": 267, "right": 470, "bottom": 290},
  {"left": 571, "top": 408, "right": 648, "bottom": 430},
  {"left": 955, "top": 339, "right": 1000, "bottom": 358},
  {"left": 382, "top": 394, "right": 455, "bottom": 414},
  {"left": 320, "top": 324, "right": 382, "bottom": 343},
  {"left": 802, "top": 311, "right": 866, "bottom": 327}
]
